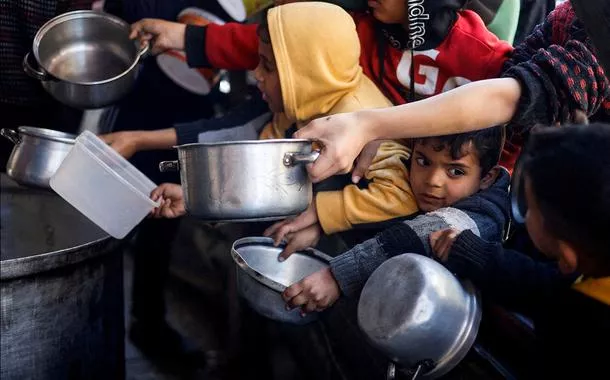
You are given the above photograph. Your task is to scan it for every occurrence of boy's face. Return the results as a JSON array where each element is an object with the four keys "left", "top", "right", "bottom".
[
  {"left": 367, "top": 0, "right": 406, "bottom": 24},
  {"left": 254, "top": 39, "right": 284, "bottom": 113},
  {"left": 524, "top": 176, "right": 579, "bottom": 274},
  {"left": 409, "top": 140, "right": 496, "bottom": 212}
]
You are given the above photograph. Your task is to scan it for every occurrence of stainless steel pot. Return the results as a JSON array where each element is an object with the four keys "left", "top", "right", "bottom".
[
  {"left": 358, "top": 254, "right": 482, "bottom": 380},
  {"left": 1, "top": 127, "right": 76, "bottom": 188},
  {"left": 23, "top": 10, "right": 148, "bottom": 109},
  {"left": 231, "top": 237, "right": 332, "bottom": 324},
  {"left": 159, "top": 139, "right": 319, "bottom": 221}
]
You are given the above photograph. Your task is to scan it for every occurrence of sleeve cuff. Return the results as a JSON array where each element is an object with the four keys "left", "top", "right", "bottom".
[
  {"left": 502, "top": 65, "right": 552, "bottom": 128},
  {"left": 444, "top": 230, "right": 498, "bottom": 278},
  {"left": 316, "top": 191, "right": 351, "bottom": 234},
  {"left": 329, "top": 252, "right": 363, "bottom": 298},
  {"left": 185, "top": 25, "right": 210, "bottom": 68}
]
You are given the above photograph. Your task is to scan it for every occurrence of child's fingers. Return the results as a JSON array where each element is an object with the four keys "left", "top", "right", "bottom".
[
  {"left": 279, "top": 237, "right": 302, "bottom": 261},
  {"left": 302, "top": 300, "right": 318, "bottom": 314},
  {"left": 286, "top": 293, "right": 308, "bottom": 310},
  {"left": 263, "top": 219, "right": 289, "bottom": 240},
  {"left": 282, "top": 282, "right": 303, "bottom": 303}
]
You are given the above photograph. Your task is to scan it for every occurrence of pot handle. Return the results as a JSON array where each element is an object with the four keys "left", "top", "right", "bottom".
[
  {"left": 136, "top": 42, "right": 150, "bottom": 63},
  {"left": 23, "top": 52, "right": 49, "bottom": 81},
  {"left": 283, "top": 151, "right": 320, "bottom": 167},
  {"left": 0, "top": 128, "right": 21, "bottom": 145},
  {"left": 159, "top": 160, "right": 179, "bottom": 172}
]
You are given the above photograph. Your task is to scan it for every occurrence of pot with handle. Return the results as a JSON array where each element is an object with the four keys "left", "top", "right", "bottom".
[
  {"left": 1, "top": 127, "right": 76, "bottom": 188},
  {"left": 159, "top": 139, "right": 319, "bottom": 221},
  {"left": 358, "top": 253, "right": 482, "bottom": 380},
  {"left": 23, "top": 10, "right": 149, "bottom": 109}
]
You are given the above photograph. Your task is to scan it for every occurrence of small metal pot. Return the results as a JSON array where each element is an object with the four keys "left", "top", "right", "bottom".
[
  {"left": 358, "top": 254, "right": 482, "bottom": 380},
  {"left": 23, "top": 10, "right": 148, "bottom": 109},
  {"left": 159, "top": 139, "right": 319, "bottom": 221},
  {"left": 1, "top": 127, "right": 76, "bottom": 188},
  {"left": 231, "top": 237, "right": 331, "bottom": 324}
]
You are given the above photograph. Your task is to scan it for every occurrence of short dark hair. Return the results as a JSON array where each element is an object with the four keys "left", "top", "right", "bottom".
[
  {"left": 521, "top": 123, "right": 610, "bottom": 264},
  {"left": 411, "top": 126, "right": 506, "bottom": 176},
  {"left": 256, "top": 9, "right": 271, "bottom": 45}
]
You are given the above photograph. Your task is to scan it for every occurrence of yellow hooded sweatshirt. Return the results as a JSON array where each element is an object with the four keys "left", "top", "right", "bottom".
[{"left": 258, "top": 2, "right": 418, "bottom": 234}]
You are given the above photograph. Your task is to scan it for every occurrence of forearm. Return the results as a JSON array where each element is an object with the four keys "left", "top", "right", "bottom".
[
  {"left": 135, "top": 129, "right": 178, "bottom": 151},
  {"left": 361, "top": 78, "right": 522, "bottom": 140}
]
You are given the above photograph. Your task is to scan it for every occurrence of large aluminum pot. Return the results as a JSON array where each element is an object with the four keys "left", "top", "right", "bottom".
[
  {"left": 159, "top": 139, "right": 319, "bottom": 221},
  {"left": 23, "top": 10, "right": 148, "bottom": 109},
  {"left": 358, "top": 254, "right": 481, "bottom": 380},
  {"left": 231, "top": 237, "right": 331, "bottom": 324},
  {"left": 1, "top": 174, "right": 125, "bottom": 379},
  {"left": 1, "top": 127, "right": 76, "bottom": 188}
]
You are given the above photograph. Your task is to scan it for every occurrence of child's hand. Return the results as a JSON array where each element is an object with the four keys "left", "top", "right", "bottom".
[
  {"left": 282, "top": 267, "right": 340, "bottom": 316},
  {"left": 429, "top": 228, "right": 461, "bottom": 261},
  {"left": 99, "top": 131, "right": 142, "bottom": 159},
  {"left": 278, "top": 224, "right": 322, "bottom": 261},
  {"left": 150, "top": 183, "right": 186, "bottom": 219},
  {"left": 263, "top": 202, "right": 320, "bottom": 258},
  {"left": 130, "top": 19, "right": 186, "bottom": 55}
]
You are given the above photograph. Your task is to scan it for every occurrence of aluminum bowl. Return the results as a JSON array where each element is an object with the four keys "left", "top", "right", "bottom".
[{"left": 231, "top": 237, "right": 331, "bottom": 324}]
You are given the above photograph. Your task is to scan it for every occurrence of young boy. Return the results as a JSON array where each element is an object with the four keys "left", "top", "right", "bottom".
[
  {"left": 152, "top": 3, "right": 418, "bottom": 233},
  {"left": 428, "top": 123, "right": 610, "bottom": 378},
  {"left": 279, "top": 127, "right": 509, "bottom": 312}
]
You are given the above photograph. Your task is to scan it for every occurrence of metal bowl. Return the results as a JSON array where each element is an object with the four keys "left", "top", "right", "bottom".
[
  {"left": 358, "top": 253, "right": 481, "bottom": 379},
  {"left": 231, "top": 237, "right": 331, "bottom": 324}
]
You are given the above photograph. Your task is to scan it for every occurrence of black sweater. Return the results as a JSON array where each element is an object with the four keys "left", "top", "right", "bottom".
[{"left": 446, "top": 230, "right": 610, "bottom": 378}]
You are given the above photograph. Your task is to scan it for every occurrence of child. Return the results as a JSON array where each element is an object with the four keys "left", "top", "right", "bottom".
[
  {"left": 294, "top": 0, "right": 609, "bottom": 182},
  {"left": 428, "top": 124, "right": 610, "bottom": 378},
  {"left": 152, "top": 3, "right": 418, "bottom": 235},
  {"left": 279, "top": 126, "right": 509, "bottom": 312},
  {"left": 102, "top": 0, "right": 514, "bottom": 163}
]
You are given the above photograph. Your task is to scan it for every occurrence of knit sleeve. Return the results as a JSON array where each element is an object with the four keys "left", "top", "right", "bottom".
[
  {"left": 502, "top": 3, "right": 610, "bottom": 130},
  {"left": 445, "top": 230, "right": 574, "bottom": 316}
]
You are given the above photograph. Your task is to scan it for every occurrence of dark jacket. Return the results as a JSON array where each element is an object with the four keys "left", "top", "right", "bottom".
[
  {"left": 446, "top": 230, "right": 610, "bottom": 379},
  {"left": 330, "top": 168, "right": 511, "bottom": 297}
]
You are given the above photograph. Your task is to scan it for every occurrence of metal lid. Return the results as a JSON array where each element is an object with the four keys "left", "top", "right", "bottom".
[
  {"left": 18, "top": 126, "right": 76, "bottom": 144},
  {"left": 231, "top": 237, "right": 330, "bottom": 292}
]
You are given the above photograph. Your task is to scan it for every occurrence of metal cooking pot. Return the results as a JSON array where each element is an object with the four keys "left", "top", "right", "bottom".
[
  {"left": 231, "top": 237, "right": 331, "bottom": 324},
  {"left": 1, "top": 127, "right": 76, "bottom": 188},
  {"left": 159, "top": 139, "right": 319, "bottom": 221},
  {"left": 358, "top": 254, "right": 481, "bottom": 380},
  {"left": 23, "top": 10, "right": 148, "bottom": 109}
]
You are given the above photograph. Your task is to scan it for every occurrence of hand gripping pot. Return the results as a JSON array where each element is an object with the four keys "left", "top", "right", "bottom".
[
  {"left": 358, "top": 253, "right": 482, "bottom": 379},
  {"left": 231, "top": 237, "right": 332, "bottom": 324}
]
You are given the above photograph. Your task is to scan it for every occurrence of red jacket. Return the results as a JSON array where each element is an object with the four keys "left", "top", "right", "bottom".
[
  {"left": 190, "top": 10, "right": 514, "bottom": 163},
  {"left": 202, "top": 11, "right": 512, "bottom": 106}
]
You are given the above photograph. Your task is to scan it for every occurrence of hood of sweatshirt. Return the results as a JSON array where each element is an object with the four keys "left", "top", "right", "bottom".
[{"left": 268, "top": 2, "right": 390, "bottom": 122}]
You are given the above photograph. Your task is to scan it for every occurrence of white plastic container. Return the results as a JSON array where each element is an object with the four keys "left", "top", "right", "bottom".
[{"left": 50, "top": 131, "right": 160, "bottom": 239}]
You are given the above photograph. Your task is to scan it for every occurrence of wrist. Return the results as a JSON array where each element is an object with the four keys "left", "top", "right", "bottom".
[
  {"left": 173, "top": 23, "right": 187, "bottom": 51},
  {"left": 356, "top": 109, "right": 380, "bottom": 143}
]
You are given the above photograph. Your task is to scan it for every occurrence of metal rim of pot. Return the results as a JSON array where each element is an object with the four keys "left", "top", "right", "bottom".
[
  {"left": 23, "top": 10, "right": 149, "bottom": 85},
  {"left": 159, "top": 139, "right": 320, "bottom": 173},
  {"left": 383, "top": 280, "right": 482, "bottom": 380},
  {"left": 1, "top": 127, "right": 76, "bottom": 145},
  {"left": 230, "top": 236, "right": 332, "bottom": 293}
]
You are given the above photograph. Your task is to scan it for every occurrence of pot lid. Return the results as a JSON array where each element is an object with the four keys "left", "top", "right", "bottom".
[{"left": 17, "top": 126, "right": 76, "bottom": 144}]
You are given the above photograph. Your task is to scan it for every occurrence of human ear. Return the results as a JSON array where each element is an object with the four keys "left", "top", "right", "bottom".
[
  {"left": 479, "top": 166, "right": 501, "bottom": 190},
  {"left": 557, "top": 240, "right": 579, "bottom": 274}
]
